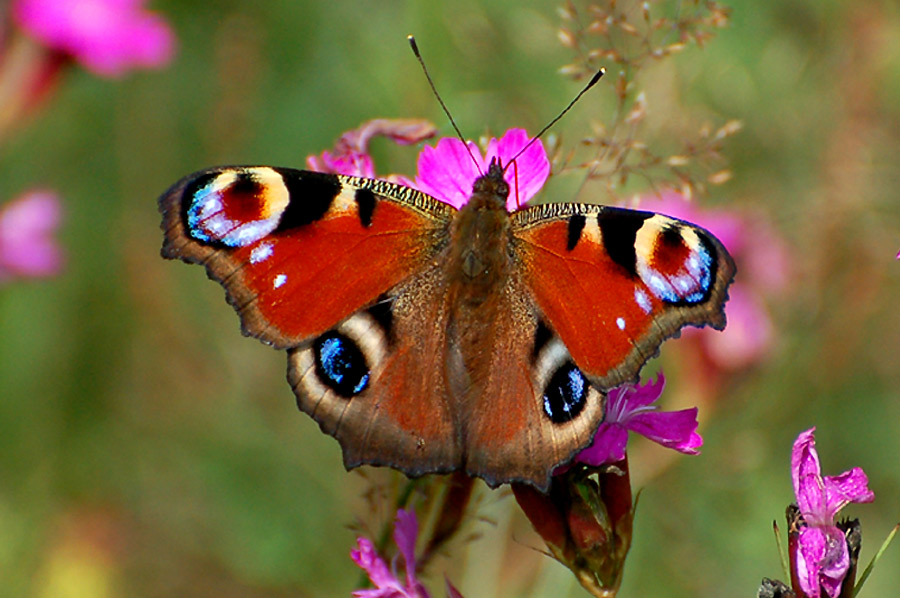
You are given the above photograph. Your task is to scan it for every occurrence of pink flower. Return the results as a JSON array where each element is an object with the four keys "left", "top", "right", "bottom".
[
  {"left": 307, "top": 125, "right": 551, "bottom": 212},
  {"left": 637, "top": 191, "right": 790, "bottom": 371},
  {"left": 575, "top": 373, "right": 701, "bottom": 466},
  {"left": 414, "top": 128, "right": 550, "bottom": 211},
  {"left": 351, "top": 508, "right": 430, "bottom": 598},
  {"left": 13, "top": 0, "right": 175, "bottom": 77},
  {"left": 307, "top": 118, "right": 437, "bottom": 180},
  {"left": 0, "top": 190, "right": 63, "bottom": 282},
  {"left": 791, "top": 428, "right": 874, "bottom": 598}
]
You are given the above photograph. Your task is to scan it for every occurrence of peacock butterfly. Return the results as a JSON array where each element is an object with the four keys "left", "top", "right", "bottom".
[{"left": 158, "top": 127, "right": 735, "bottom": 491}]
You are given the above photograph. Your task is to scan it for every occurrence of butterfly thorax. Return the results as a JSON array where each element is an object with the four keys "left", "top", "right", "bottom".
[{"left": 447, "top": 162, "right": 513, "bottom": 304}]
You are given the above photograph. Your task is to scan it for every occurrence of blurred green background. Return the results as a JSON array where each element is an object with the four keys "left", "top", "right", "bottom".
[{"left": 1, "top": 0, "right": 899, "bottom": 596}]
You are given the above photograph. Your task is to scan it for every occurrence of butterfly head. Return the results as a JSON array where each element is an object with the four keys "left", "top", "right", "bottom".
[{"left": 470, "top": 159, "right": 511, "bottom": 210}]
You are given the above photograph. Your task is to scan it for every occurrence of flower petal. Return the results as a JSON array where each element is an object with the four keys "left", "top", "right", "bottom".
[
  {"left": 818, "top": 532, "right": 851, "bottom": 598},
  {"left": 0, "top": 190, "right": 63, "bottom": 280},
  {"left": 414, "top": 138, "right": 485, "bottom": 208},
  {"left": 796, "top": 525, "right": 851, "bottom": 598},
  {"left": 575, "top": 373, "right": 701, "bottom": 465},
  {"left": 610, "top": 373, "right": 666, "bottom": 416},
  {"left": 795, "top": 526, "right": 828, "bottom": 598},
  {"left": 352, "top": 587, "right": 401, "bottom": 598},
  {"left": 351, "top": 537, "right": 400, "bottom": 593},
  {"left": 306, "top": 149, "right": 375, "bottom": 178},
  {"left": 14, "top": 0, "right": 175, "bottom": 77},
  {"left": 393, "top": 508, "right": 419, "bottom": 589},
  {"left": 576, "top": 422, "right": 628, "bottom": 466},
  {"left": 823, "top": 467, "right": 875, "bottom": 515},
  {"left": 445, "top": 578, "right": 465, "bottom": 598},
  {"left": 792, "top": 428, "right": 827, "bottom": 521},
  {"left": 350, "top": 118, "right": 438, "bottom": 148},
  {"left": 485, "top": 128, "right": 549, "bottom": 210},
  {"left": 627, "top": 407, "right": 702, "bottom": 455},
  {"left": 125, "top": 12, "right": 175, "bottom": 66}
]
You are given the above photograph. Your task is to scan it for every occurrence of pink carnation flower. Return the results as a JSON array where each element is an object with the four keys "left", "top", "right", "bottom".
[
  {"left": 13, "top": 0, "right": 175, "bottom": 77},
  {"left": 791, "top": 428, "right": 874, "bottom": 598},
  {"left": 575, "top": 373, "right": 702, "bottom": 466},
  {"left": 414, "top": 128, "right": 550, "bottom": 211},
  {"left": 0, "top": 190, "right": 63, "bottom": 282}
]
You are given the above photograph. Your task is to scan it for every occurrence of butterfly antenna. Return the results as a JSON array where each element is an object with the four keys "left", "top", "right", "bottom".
[
  {"left": 504, "top": 68, "right": 605, "bottom": 172},
  {"left": 408, "top": 35, "right": 482, "bottom": 173}
]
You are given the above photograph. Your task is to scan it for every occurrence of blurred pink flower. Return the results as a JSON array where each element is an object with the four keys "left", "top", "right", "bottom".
[
  {"left": 791, "top": 428, "right": 874, "bottom": 598},
  {"left": 0, "top": 190, "right": 63, "bottom": 282},
  {"left": 414, "top": 128, "right": 550, "bottom": 211},
  {"left": 637, "top": 191, "right": 790, "bottom": 371},
  {"left": 13, "top": 0, "right": 175, "bottom": 77},
  {"left": 575, "top": 373, "right": 701, "bottom": 466}
]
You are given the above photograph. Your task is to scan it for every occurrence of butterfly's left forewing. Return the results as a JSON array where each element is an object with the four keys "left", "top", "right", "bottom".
[
  {"left": 512, "top": 203, "right": 735, "bottom": 390},
  {"left": 159, "top": 166, "right": 454, "bottom": 348}
]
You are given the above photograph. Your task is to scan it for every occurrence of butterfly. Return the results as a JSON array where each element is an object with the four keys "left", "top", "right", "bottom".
[{"left": 159, "top": 127, "right": 735, "bottom": 491}]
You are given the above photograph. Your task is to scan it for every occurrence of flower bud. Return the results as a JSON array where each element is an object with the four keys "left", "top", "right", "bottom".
[{"left": 513, "top": 459, "right": 634, "bottom": 597}]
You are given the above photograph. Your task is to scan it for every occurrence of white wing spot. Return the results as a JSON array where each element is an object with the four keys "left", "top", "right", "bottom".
[
  {"left": 250, "top": 242, "right": 274, "bottom": 264},
  {"left": 616, "top": 317, "right": 626, "bottom": 330},
  {"left": 273, "top": 273, "right": 287, "bottom": 289},
  {"left": 635, "top": 288, "right": 652, "bottom": 314}
]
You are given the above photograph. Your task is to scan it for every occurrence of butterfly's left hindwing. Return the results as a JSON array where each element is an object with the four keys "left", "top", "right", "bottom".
[
  {"left": 159, "top": 166, "right": 454, "bottom": 348},
  {"left": 512, "top": 203, "right": 735, "bottom": 390}
]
